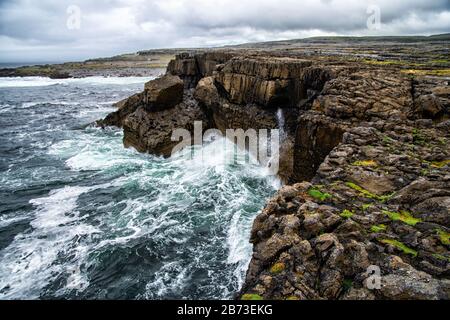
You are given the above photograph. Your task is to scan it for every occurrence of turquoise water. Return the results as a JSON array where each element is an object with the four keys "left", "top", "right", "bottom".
[{"left": 0, "top": 76, "right": 279, "bottom": 299}]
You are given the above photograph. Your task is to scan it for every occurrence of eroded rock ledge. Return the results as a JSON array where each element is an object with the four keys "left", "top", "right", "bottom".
[{"left": 99, "top": 49, "right": 450, "bottom": 300}]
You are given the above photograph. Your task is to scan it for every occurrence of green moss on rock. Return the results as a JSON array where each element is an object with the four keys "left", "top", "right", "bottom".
[
  {"left": 380, "top": 239, "right": 418, "bottom": 257},
  {"left": 241, "top": 294, "right": 264, "bottom": 301},
  {"left": 308, "top": 188, "right": 332, "bottom": 202},
  {"left": 431, "top": 160, "right": 450, "bottom": 169},
  {"left": 436, "top": 229, "right": 450, "bottom": 246},
  {"left": 340, "top": 209, "right": 354, "bottom": 219},
  {"left": 352, "top": 160, "right": 378, "bottom": 167},
  {"left": 270, "top": 262, "right": 286, "bottom": 274},
  {"left": 433, "top": 254, "right": 450, "bottom": 262},
  {"left": 382, "top": 210, "right": 421, "bottom": 226},
  {"left": 370, "top": 224, "right": 387, "bottom": 233},
  {"left": 342, "top": 279, "right": 353, "bottom": 291},
  {"left": 345, "top": 182, "right": 393, "bottom": 203}
]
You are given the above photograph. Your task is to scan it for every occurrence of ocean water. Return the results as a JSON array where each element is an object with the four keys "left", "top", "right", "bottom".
[{"left": 0, "top": 76, "right": 279, "bottom": 299}]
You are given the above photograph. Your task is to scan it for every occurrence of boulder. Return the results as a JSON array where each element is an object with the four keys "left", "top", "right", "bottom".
[
  {"left": 194, "top": 76, "right": 220, "bottom": 109},
  {"left": 143, "top": 74, "right": 184, "bottom": 111},
  {"left": 123, "top": 92, "right": 210, "bottom": 156}
]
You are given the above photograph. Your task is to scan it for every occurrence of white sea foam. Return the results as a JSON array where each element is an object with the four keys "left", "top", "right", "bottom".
[
  {"left": 0, "top": 186, "right": 103, "bottom": 299},
  {"left": 0, "top": 76, "right": 155, "bottom": 88},
  {"left": 0, "top": 214, "right": 29, "bottom": 229},
  {"left": 1, "top": 116, "right": 278, "bottom": 299},
  {"left": 144, "top": 262, "right": 190, "bottom": 298}
]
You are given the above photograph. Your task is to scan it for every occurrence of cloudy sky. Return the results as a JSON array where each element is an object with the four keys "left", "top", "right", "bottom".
[{"left": 0, "top": 0, "right": 449, "bottom": 62}]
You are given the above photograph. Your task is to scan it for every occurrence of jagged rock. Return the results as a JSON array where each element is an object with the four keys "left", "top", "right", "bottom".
[
  {"left": 122, "top": 92, "right": 209, "bottom": 156},
  {"left": 97, "top": 92, "right": 144, "bottom": 127},
  {"left": 167, "top": 51, "right": 235, "bottom": 88},
  {"left": 313, "top": 71, "right": 413, "bottom": 121},
  {"left": 341, "top": 288, "right": 376, "bottom": 300},
  {"left": 380, "top": 257, "right": 450, "bottom": 300},
  {"left": 294, "top": 113, "right": 346, "bottom": 181},
  {"left": 143, "top": 74, "right": 184, "bottom": 111},
  {"left": 98, "top": 74, "right": 184, "bottom": 127},
  {"left": 194, "top": 76, "right": 220, "bottom": 109},
  {"left": 412, "top": 78, "right": 450, "bottom": 122},
  {"left": 348, "top": 169, "right": 395, "bottom": 195},
  {"left": 241, "top": 110, "right": 449, "bottom": 300},
  {"left": 416, "top": 95, "right": 444, "bottom": 119}
]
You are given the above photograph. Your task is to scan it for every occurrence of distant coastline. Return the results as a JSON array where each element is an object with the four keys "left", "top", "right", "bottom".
[
  {"left": 0, "top": 62, "right": 62, "bottom": 69},
  {"left": 1, "top": 34, "right": 449, "bottom": 79},
  {"left": 0, "top": 50, "right": 178, "bottom": 79}
]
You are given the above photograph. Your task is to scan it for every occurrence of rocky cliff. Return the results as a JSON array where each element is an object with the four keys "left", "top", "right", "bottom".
[{"left": 99, "top": 47, "right": 450, "bottom": 300}]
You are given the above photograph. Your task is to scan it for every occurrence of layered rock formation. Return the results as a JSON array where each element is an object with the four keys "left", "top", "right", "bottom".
[
  {"left": 238, "top": 63, "right": 450, "bottom": 301},
  {"left": 99, "top": 48, "right": 450, "bottom": 300},
  {"left": 241, "top": 123, "right": 450, "bottom": 300},
  {"left": 97, "top": 74, "right": 210, "bottom": 156},
  {"left": 167, "top": 51, "right": 235, "bottom": 88}
]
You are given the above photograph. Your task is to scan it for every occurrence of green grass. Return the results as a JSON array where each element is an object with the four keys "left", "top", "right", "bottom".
[
  {"left": 382, "top": 210, "right": 421, "bottom": 226},
  {"left": 352, "top": 160, "right": 378, "bottom": 167},
  {"left": 241, "top": 294, "right": 263, "bottom": 301},
  {"left": 345, "top": 182, "right": 394, "bottom": 203},
  {"left": 308, "top": 188, "right": 333, "bottom": 202},
  {"left": 433, "top": 254, "right": 450, "bottom": 262},
  {"left": 382, "top": 135, "right": 395, "bottom": 144},
  {"left": 431, "top": 160, "right": 450, "bottom": 169},
  {"left": 430, "top": 59, "right": 450, "bottom": 64},
  {"left": 340, "top": 209, "right": 354, "bottom": 219},
  {"left": 436, "top": 229, "right": 450, "bottom": 246},
  {"left": 412, "top": 129, "right": 427, "bottom": 145},
  {"left": 380, "top": 239, "right": 418, "bottom": 257},
  {"left": 370, "top": 224, "right": 387, "bottom": 233},
  {"left": 342, "top": 279, "right": 353, "bottom": 291},
  {"left": 401, "top": 69, "right": 450, "bottom": 77},
  {"left": 363, "top": 59, "right": 398, "bottom": 66}
]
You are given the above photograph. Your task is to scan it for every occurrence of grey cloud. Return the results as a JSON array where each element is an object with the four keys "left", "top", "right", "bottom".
[{"left": 0, "top": 0, "right": 449, "bottom": 62}]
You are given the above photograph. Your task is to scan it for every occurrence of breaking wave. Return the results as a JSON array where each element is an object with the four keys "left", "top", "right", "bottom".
[{"left": 0, "top": 75, "right": 278, "bottom": 299}]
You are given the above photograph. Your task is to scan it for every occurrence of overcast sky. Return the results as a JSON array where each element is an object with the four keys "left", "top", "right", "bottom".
[{"left": 0, "top": 0, "right": 449, "bottom": 62}]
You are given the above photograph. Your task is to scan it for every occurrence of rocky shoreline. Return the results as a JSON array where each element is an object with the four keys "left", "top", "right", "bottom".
[
  {"left": 0, "top": 50, "right": 177, "bottom": 78},
  {"left": 98, "top": 40, "right": 449, "bottom": 300}
]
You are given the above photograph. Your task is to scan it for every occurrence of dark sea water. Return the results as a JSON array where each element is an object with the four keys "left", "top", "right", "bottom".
[
  {"left": 0, "top": 76, "right": 278, "bottom": 299},
  {"left": 0, "top": 62, "right": 61, "bottom": 68}
]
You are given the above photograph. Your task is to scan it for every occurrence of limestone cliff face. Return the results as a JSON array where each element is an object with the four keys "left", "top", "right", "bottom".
[
  {"left": 215, "top": 57, "right": 313, "bottom": 108},
  {"left": 167, "top": 51, "right": 235, "bottom": 88},
  {"left": 193, "top": 55, "right": 335, "bottom": 182},
  {"left": 238, "top": 65, "right": 450, "bottom": 300},
  {"left": 99, "top": 50, "right": 450, "bottom": 300}
]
